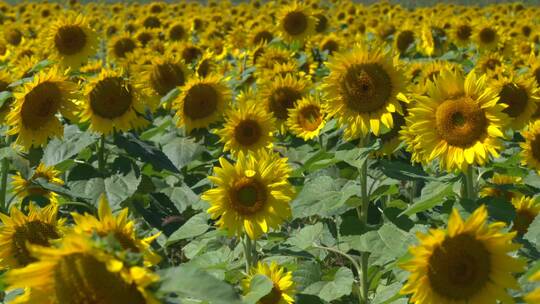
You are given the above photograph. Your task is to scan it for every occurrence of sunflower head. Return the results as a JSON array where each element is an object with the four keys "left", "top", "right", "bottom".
[
  {"left": 511, "top": 196, "right": 540, "bottom": 235},
  {"left": 520, "top": 120, "right": 540, "bottom": 173},
  {"left": 277, "top": 2, "right": 316, "bottom": 42},
  {"left": 479, "top": 173, "right": 523, "bottom": 201},
  {"left": 12, "top": 163, "right": 64, "bottom": 204},
  {"left": 109, "top": 33, "right": 138, "bottom": 61},
  {"left": 241, "top": 261, "right": 295, "bottom": 304},
  {"left": 286, "top": 94, "right": 327, "bottom": 141}
]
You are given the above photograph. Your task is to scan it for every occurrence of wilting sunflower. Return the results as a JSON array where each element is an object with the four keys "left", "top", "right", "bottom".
[
  {"left": 276, "top": 2, "right": 316, "bottom": 42},
  {"left": 6, "top": 68, "right": 78, "bottom": 150},
  {"left": 241, "top": 261, "right": 295, "bottom": 304},
  {"left": 5, "top": 233, "right": 160, "bottom": 304},
  {"left": 0, "top": 203, "right": 65, "bottom": 268},
  {"left": 72, "top": 194, "right": 160, "bottom": 266},
  {"left": 479, "top": 173, "right": 522, "bottom": 201},
  {"left": 511, "top": 196, "right": 540, "bottom": 235},
  {"left": 286, "top": 95, "right": 327, "bottom": 140},
  {"left": 323, "top": 45, "right": 405, "bottom": 141},
  {"left": 173, "top": 74, "right": 230, "bottom": 132},
  {"left": 80, "top": 68, "right": 148, "bottom": 135},
  {"left": 526, "top": 270, "right": 540, "bottom": 304},
  {"left": 520, "top": 120, "right": 540, "bottom": 173},
  {"left": 404, "top": 69, "right": 508, "bottom": 171},
  {"left": 400, "top": 205, "right": 525, "bottom": 304},
  {"left": 216, "top": 100, "right": 276, "bottom": 157},
  {"left": 47, "top": 14, "right": 98, "bottom": 68},
  {"left": 201, "top": 150, "right": 295, "bottom": 240},
  {"left": 491, "top": 71, "right": 539, "bottom": 130},
  {"left": 12, "top": 163, "right": 64, "bottom": 204}
]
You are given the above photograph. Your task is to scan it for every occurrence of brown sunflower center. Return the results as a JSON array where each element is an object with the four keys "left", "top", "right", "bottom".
[
  {"left": 269, "top": 87, "right": 302, "bottom": 120},
  {"left": 322, "top": 39, "right": 339, "bottom": 55},
  {"left": 298, "top": 105, "right": 322, "bottom": 132},
  {"left": 54, "top": 253, "right": 146, "bottom": 304},
  {"left": 5, "top": 28, "right": 22, "bottom": 46},
  {"left": 89, "top": 76, "right": 133, "bottom": 119},
  {"left": 427, "top": 233, "right": 491, "bottom": 301},
  {"left": 499, "top": 83, "right": 529, "bottom": 118},
  {"left": 113, "top": 38, "right": 136, "bottom": 58},
  {"left": 0, "top": 43, "right": 7, "bottom": 56},
  {"left": 513, "top": 209, "right": 537, "bottom": 235},
  {"left": 197, "top": 59, "right": 211, "bottom": 77},
  {"left": 435, "top": 97, "right": 487, "bottom": 148},
  {"left": 182, "top": 46, "right": 202, "bottom": 63},
  {"left": 234, "top": 119, "right": 262, "bottom": 146},
  {"left": 340, "top": 63, "right": 393, "bottom": 113},
  {"left": 253, "top": 30, "right": 273, "bottom": 45},
  {"left": 21, "top": 82, "right": 63, "bottom": 130},
  {"left": 54, "top": 25, "right": 87, "bottom": 56},
  {"left": 229, "top": 177, "right": 267, "bottom": 215},
  {"left": 479, "top": 28, "right": 496, "bottom": 44},
  {"left": 112, "top": 231, "right": 140, "bottom": 252},
  {"left": 169, "top": 24, "right": 186, "bottom": 41},
  {"left": 531, "top": 134, "right": 540, "bottom": 162},
  {"left": 136, "top": 32, "right": 153, "bottom": 46},
  {"left": 143, "top": 16, "right": 161, "bottom": 28},
  {"left": 150, "top": 62, "right": 185, "bottom": 96},
  {"left": 315, "top": 14, "right": 328, "bottom": 33},
  {"left": 396, "top": 30, "right": 415, "bottom": 53},
  {"left": 183, "top": 83, "right": 219, "bottom": 120},
  {"left": 259, "top": 285, "right": 282, "bottom": 304},
  {"left": 12, "top": 220, "right": 60, "bottom": 266},
  {"left": 456, "top": 24, "right": 472, "bottom": 41},
  {"left": 283, "top": 11, "right": 308, "bottom": 36}
]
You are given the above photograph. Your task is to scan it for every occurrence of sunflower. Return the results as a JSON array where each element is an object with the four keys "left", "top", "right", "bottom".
[
  {"left": 201, "top": 150, "right": 295, "bottom": 240},
  {"left": 286, "top": 94, "right": 326, "bottom": 140},
  {"left": 276, "top": 2, "right": 316, "bottom": 42},
  {"left": 12, "top": 163, "right": 64, "bottom": 204},
  {"left": 4, "top": 233, "right": 160, "bottom": 304},
  {"left": 167, "top": 22, "right": 188, "bottom": 41},
  {"left": 109, "top": 33, "right": 139, "bottom": 62},
  {"left": 259, "top": 74, "right": 311, "bottom": 133},
  {"left": 241, "top": 261, "right": 295, "bottom": 304},
  {"left": 479, "top": 173, "right": 522, "bottom": 201},
  {"left": 216, "top": 100, "right": 276, "bottom": 157},
  {"left": 450, "top": 17, "right": 473, "bottom": 47},
  {"left": 400, "top": 205, "right": 525, "bottom": 304},
  {"left": 404, "top": 69, "right": 508, "bottom": 171},
  {"left": 394, "top": 25, "right": 417, "bottom": 55},
  {"left": 527, "top": 53, "right": 540, "bottom": 87},
  {"left": 511, "top": 196, "right": 540, "bottom": 235},
  {"left": 173, "top": 74, "right": 230, "bottom": 133},
  {"left": 317, "top": 32, "right": 345, "bottom": 56},
  {"left": 477, "top": 52, "right": 505, "bottom": 76},
  {"left": 526, "top": 270, "right": 540, "bottom": 304},
  {"left": 473, "top": 22, "right": 501, "bottom": 52},
  {"left": 491, "top": 72, "right": 539, "bottom": 130},
  {"left": 47, "top": 14, "right": 98, "bottom": 68},
  {"left": 520, "top": 120, "right": 540, "bottom": 173},
  {"left": 72, "top": 194, "right": 161, "bottom": 266},
  {"left": 323, "top": 45, "right": 405, "bottom": 141},
  {"left": 80, "top": 68, "right": 148, "bottom": 135},
  {"left": 6, "top": 68, "right": 78, "bottom": 150},
  {"left": 375, "top": 111, "right": 407, "bottom": 157},
  {"left": 0, "top": 203, "right": 65, "bottom": 268}
]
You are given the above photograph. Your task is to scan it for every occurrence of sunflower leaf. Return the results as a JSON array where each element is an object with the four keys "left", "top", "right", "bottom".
[
  {"left": 42, "top": 126, "right": 99, "bottom": 166},
  {"left": 242, "top": 274, "right": 273, "bottom": 304}
]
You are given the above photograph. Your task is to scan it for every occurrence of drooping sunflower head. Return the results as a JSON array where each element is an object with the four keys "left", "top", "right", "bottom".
[
  {"left": 479, "top": 173, "right": 523, "bottom": 201},
  {"left": 12, "top": 163, "right": 64, "bottom": 204},
  {"left": 6, "top": 68, "right": 79, "bottom": 150},
  {"left": 72, "top": 194, "right": 161, "bottom": 266},
  {"left": 286, "top": 94, "right": 327, "bottom": 141},
  {"left": 80, "top": 68, "right": 148, "bottom": 135},
  {"left": 276, "top": 2, "right": 316, "bottom": 42},
  {"left": 173, "top": 74, "right": 231, "bottom": 133},
  {"left": 400, "top": 205, "right": 525, "bottom": 304},
  {"left": 0, "top": 203, "right": 65, "bottom": 268},
  {"left": 404, "top": 69, "right": 509, "bottom": 171},
  {"left": 323, "top": 45, "right": 406, "bottom": 140},
  {"left": 216, "top": 99, "right": 276, "bottom": 157},
  {"left": 520, "top": 120, "right": 540, "bottom": 173},
  {"left": 47, "top": 14, "right": 98, "bottom": 68},
  {"left": 201, "top": 150, "right": 294, "bottom": 239},
  {"left": 511, "top": 196, "right": 540, "bottom": 235},
  {"left": 241, "top": 261, "right": 295, "bottom": 304},
  {"left": 5, "top": 233, "right": 160, "bottom": 304}
]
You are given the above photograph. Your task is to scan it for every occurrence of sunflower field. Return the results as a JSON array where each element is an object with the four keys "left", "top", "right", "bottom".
[{"left": 1, "top": 0, "right": 540, "bottom": 303}]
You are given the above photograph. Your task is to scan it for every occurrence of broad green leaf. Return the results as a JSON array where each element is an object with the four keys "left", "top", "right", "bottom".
[
  {"left": 162, "top": 137, "right": 204, "bottom": 170},
  {"left": 373, "top": 282, "right": 405, "bottom": 304},
  {"left": 68, "top": 177, "right": 106, "bottom": 204},
  {"left": 42, "top": 126, "right": 98, "bottom": 166},
  {"left": 294, "top": 261, "right": 323, "bottom": 290},
  {"left": 161, "top": 184, "right": 205, "bottom": 212},
  {"left": 34, "top": 178, "right": 92, "bottom": 201},
  {"left": 335, "top": 140, "right": 381, "bottom": 170},
  {"left": 525, "top": 217, "right": 540, "bottom": 250},
  {"left": 114, "top": 133, "right": 180, "bottom": 173},
  {"left": 242, "top": 274, "right": 273, "bottom": 304},
  {"left": 286, "top": 223, "right": 324, "bottom": 251},
  {"left": 167, "top": 213, "right": 210, "bottom": 245},
  {"left": 159, "top": 87, "right": 180, "bottom": 107},
  {"left": 104, "top": 169, "right": 141, "bottom": 209},
  {"left": 302, "top": 267, "right": 354, "bottom": 302},
  {"left": 0, "top": 91, "right": 12, "bottom": 108},
  {"left": 400, "top": 181, "right": 454, "bottom": 216}
]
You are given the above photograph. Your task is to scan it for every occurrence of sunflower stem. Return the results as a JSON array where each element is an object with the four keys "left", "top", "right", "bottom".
[
  {"left": 464, "top": 166, "right": 476, "bottom": 201},
  {"left": 243, "top": 236, "right": 254, "bottom": 273},
  {"left": 355, "top": 137, "right": 370, "bottom": 304},
  {"left": 0, "top": 157, "right": 8, "bottom": 211},
  {"left": 97, "top": 135, "right": 106, "bottom": 174}
]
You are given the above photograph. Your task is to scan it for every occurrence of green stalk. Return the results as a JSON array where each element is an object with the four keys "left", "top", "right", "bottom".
[
  {"left": 359, "top": 157, "right": 370, "bottom": 304},
  {"left": 0, "top": 157, "right": 8, "bottom": 211},
  {"left": 243, "top": 236, "right": 254, "bottom": 273},
  {"left": 98, "top": 135, "right": 106, "bottom": 173},
  {"left": 464, "top": 166, "right": 476, "bottom": 201}
]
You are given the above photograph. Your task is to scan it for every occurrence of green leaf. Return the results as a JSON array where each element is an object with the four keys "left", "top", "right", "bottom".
[
  {"left": 159, "top": 87, "right": 180, "bottom": 107},
  {"left": 162, "top": 137, "right": 203, "bottom": 170},
  {"left": 114, "top": 133, "right": 180, "bottom": 173},
  {"left": 42, "top": 126, "right": 98, "bottom": 166},
  {"left": 0, "top": 91, "right": 13, "bottom": 108},
  {"left": 294, "top": 261, "right": 323, "bottom": 290},
  {"left": 373, "top": 282, "right": 405, "bottom": 304},
  {"left": 68, "top": 177, "right": 106, "bottom": 204},
  {"left": 104, "top": 169, "right": 141, "bottom": 209},
  {"left": 33, "top": 178, "right": 93, "bottom": 201},
  {"left": 335, "top": 140, "right": 381, "bottom": 169},
  {"left": 302, "top": 267, "right": 354, "bottom": 302},
  {"left": 302, "top": 150, "right": 339, "bottom": 173},
  {"left": 525, "top": 216, "right": 540, "bottom": 250},
  {"left": 378, "top": 159, "right": 429, "bottom": 181},
  {"left": 161, "top": 184, "right": 205, "bottom": 212},
  {"left": 242, "top": 274, "right": 273, "bottom": 304},
  {"left": 167, "top": 213, "right": 210, "bottom": 245},
  {"left": 286, "top": 223, "right": 324, "bottom": 251},
  {"left": 159, "top": 264, "right": 242, "bottom": 304},
  {"left": 0, "top": 147, "right": 16, "bottom": 161},
  {"left": 400, "top": 181, "right": 454, "bottom": 216}
]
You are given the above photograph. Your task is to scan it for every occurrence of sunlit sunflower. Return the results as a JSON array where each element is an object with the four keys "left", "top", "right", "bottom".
[
  {"left": 473, "top": 22, "right": 501, "bottom": 52},
  {"left": 0, "top": 203, "right": 65, "bottom": 268},
  {"left": 201, "top": 150, "right": 295, "bottom": 240},
  {"left": 526, "top": 270, "right": 540, "bottom": 304},
  {"left": 404, "top": 69, "right": 508, "bottom": 171},
  {"left": 173, "top": 74, "right": 230, "bottom": 133},
  {"left": 6, "top": 68, "right": 78, "bottom": 150},
  {"left": 479, "top": 173, "right": 523, "bottom": 201},
  {"left": 276, "top": 2, "right": 316, "bottom": 42},
  {"left": 323, "top": 45, "right": 405, "bottom": 141},
  {"left": 216, "top": 100, "right": 276, "bottom": 157},
  {"left": 286, "top": 94, "right": 327, "bottom": 140},
  {"left": 259, "top": 74, "right": 311, "bottom": 133},
  {"left": 400, "top": 205, "right": 525, "bottom": 304},
  {"left": 195, "top": 50, "right": 218, "bottom": 78},
  {"left": 477, "top": 52, "right": 505, "bottom": 76},
  {"left": 47, "top": 14, "right": 98, "bottom": 68},
  {"left": 510, "top": 195, "right": 540, "bottom": 235},
  {"left": 451, "top": 18, "right": 473, "bottom": 47},
  {"left": 109, "top": 33, "right": 139, "bottom": 61},
  {"left": 491, "top": 71, "right": 539, "bottom": 130},
  {"left": 414, "top": 60, "right": 462, "bottom": 94},
  {"left": 72, "top": 194, "right": 160, "bottom": 266},
  {"left": 80, "top": 68, "right": 148, "bottom": 135},
  {"left": 520, "top": 120, "right": 540, "bottom": 173},
  {"left": 241, "top": 261, "right": 295, "bottom": 304},
  {"left": 12, "top": 163, "right": 64, "bottom": 204},
  {"left": 5, "top": 233, "right": 160, "bottom": 304}
]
